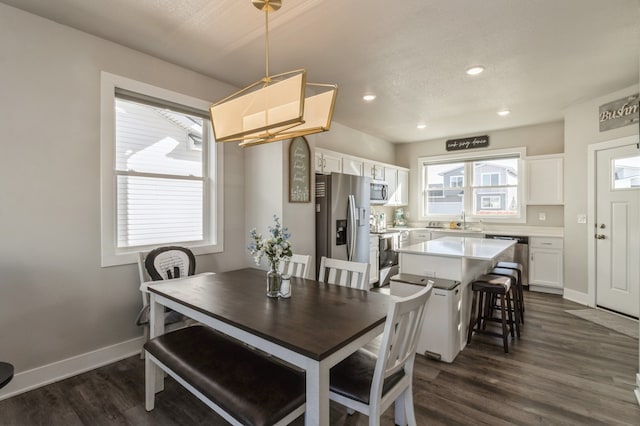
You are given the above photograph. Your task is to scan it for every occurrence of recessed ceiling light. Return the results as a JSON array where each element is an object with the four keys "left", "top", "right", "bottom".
[
  {"left": 363, "top": 94, "right": 376, "bottom": 102},
  {"left": 465, "top": 66, "right": 485, "bottom": 76},
  {"left": 497, "top": 109, "right": 511, "bottom": 116},
  {"left": 416, "top": 123, "right": 427, "bottom": 130}
]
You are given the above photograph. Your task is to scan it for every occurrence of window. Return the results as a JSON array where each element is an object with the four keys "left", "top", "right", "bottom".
[
  {"left": 419, "top": 149, "right": 524, "bottom": 221},
  {"left": 450, "top": 175, "right": 464, "bottom": 188},
  {"left": 612, "top": 155, "right": 640, "bottom": 189},
  {"left": 481, "top": 172, "right": 500, "bottom": 186},
  {"left": 101, "top": 73, "right": 223, "bottom": 266}
]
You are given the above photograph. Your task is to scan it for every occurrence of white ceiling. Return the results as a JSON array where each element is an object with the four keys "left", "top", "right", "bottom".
[{"left": 3, "top": 0, "right": 639, "bottom": 143}]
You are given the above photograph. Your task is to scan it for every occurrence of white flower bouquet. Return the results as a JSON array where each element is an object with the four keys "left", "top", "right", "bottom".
[{"left": 248, "top": 215, "right": 293, "bottom": 271}]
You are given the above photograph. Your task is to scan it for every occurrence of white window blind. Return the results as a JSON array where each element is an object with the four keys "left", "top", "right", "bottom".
[{"left": 114, "top": 96, "right": 207, "bottom": 248}]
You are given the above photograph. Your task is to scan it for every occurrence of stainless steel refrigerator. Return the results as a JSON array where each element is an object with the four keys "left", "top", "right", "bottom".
[{"left": 315, "top": 173, "right": 371, "bottom": 279}]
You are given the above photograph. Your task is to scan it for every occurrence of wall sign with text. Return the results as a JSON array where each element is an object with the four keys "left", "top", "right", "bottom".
[
  {"left": 599, "top": 93, "right": 639, "bottom": 132},
  {"left": 445, "top": 135, "right": 489, "bottom": 151},
  {"left": 289, "top": 136, "right": 311, "bottom": 203}
]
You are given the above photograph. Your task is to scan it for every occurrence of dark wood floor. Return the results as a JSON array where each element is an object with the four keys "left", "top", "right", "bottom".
[{"left": 1, "top": 291, "right": 639, "bottom": 425}]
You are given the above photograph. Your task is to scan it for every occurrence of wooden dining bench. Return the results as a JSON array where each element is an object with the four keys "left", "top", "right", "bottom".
[{"left": 144, "top": 325, "right": 306, "bottom": 426}]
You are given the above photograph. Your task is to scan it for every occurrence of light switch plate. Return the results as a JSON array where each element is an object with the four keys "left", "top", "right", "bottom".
[{"left": 577, "top": 214, "right": 587, "bottom": 224}]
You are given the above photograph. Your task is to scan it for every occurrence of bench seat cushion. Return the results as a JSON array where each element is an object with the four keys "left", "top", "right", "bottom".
[{"left": 144, "top": 325, "right": 305, "bottom": 426}]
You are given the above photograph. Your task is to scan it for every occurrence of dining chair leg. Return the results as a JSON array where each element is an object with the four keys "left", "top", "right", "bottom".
[
  {"left": 401, "top": 387, "right": 418, "bottom": 426},
  {"left": 394, "top": 392, "right": 407, "bottom": 426}
]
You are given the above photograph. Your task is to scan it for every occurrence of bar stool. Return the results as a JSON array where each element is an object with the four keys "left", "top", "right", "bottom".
[
  {"left": 467, "top": 274, "right": 519, "bottom": 353},
  {"left": 0, "top": 362, "right": 14, "bottom": 389},
  {"left": 489, "top": 267, "right": 524, "bottom": 325},
  {"left": 496, "top": 261, "right": 525, "bottom": 320}
]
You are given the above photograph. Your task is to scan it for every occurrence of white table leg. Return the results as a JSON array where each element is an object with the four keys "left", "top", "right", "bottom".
[
  {"left": 149, "top": 295, "right": 165, "bottom": 392},
  {"left": 305, "top": 361, "right": 330, "bottom": 426},
  {"left": 145, "top": 356, "right": 155, "bottom": 411}
]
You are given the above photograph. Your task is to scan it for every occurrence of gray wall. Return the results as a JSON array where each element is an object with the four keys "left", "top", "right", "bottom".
[
  {"left": 395, "top": 121, "right": 565, "bottom": 226},
  {"left": 242, "top": 123, "right": 396, "bottom": 278},
  {"left": 563, "top": 84, "right": 639, "bottom": 294},
  {"left": 0, "top": 4, "right": 246, "bottom": 372}
]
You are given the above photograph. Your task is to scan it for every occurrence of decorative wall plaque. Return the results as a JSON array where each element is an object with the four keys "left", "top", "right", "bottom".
[
  {"left": 599, "top": 94, "right": 639, "bottom": 132},
  {"left": 445, "top": 135, "right": 489, "bottom": 151},
  {"left": 289, "top": 136, "right": 311, "bottom": 203}
]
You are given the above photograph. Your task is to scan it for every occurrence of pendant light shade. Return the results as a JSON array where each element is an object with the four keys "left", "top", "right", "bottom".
[{"left": 209, "top": 1, "right": 337, "bottom": 147}]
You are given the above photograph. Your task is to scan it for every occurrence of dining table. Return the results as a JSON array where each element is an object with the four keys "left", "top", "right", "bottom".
[{"left": 146, "top": 268, "right": 393, "bottom": 426}]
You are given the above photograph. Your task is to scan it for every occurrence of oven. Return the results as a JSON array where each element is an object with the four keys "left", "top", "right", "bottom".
[{"left": 378, "top": 232, "right": 399, "bottom": 286}]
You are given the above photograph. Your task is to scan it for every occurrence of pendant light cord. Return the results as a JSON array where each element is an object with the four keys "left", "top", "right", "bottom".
[{"left": 264, "top": 7, "right": 270, "bottom": 81}]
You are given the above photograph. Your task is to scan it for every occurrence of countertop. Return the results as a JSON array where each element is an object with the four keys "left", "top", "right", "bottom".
[
  {"left": 387, "top": 225, "right": 563, "bottom": 238},
  {"left": 396, "top": 236, "right": 516, "bottom": 260}
]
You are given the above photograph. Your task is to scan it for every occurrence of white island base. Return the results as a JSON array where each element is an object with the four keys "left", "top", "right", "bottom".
[{"left": 394, "top": 237, "right": 516, "bottom": 358}]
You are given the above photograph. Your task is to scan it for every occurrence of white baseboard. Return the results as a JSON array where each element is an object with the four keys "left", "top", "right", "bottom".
[
  {"left": 529, "top": 285, "right": 563, "bottom": 295},
  {"left": 0, "top": 336, "right": 144, "bottom": 401},
  {"left": 562, "top": 288, "right": 590, "bottom": 306}
]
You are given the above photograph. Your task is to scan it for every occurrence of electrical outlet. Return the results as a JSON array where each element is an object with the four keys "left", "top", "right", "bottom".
[
  {"left": 538, "top": 212, "right": 546, "bottom": 221},
  {"left": 577, "top": 214, "right": 587, "bottom": 224},
  {"left": 423, "top": 270, "right": 435, "bottom": 277}
]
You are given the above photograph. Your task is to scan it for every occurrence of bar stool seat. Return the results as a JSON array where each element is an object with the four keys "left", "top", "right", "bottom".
[
  {"left": 0, "top": 362, "right": 14, "bottom": 389},
  {"left": 467, "top": 274, "right": 519, "bottom": 353}
]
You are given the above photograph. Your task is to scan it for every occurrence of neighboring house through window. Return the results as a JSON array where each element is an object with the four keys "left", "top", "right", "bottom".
[{"left": 100, "top": 73, "right": 223, "bottom": 266}]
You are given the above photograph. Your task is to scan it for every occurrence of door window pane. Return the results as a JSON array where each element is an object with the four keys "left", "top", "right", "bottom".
[{"left": 613, "top": 156, "right": 640, "bottom": 189}]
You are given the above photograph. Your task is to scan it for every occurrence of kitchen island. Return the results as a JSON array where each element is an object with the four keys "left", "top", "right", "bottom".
[{"left": 395, "top": 236, "right": 516, "bottom": 353}]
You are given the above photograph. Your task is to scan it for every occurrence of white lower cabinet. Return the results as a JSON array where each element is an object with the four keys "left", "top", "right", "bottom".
[
  {"left": 369, "top": 236, "right": 379, "bottom": 287},
  {"left": 529, "top": 237, "right": 563, "bottom": 291}
]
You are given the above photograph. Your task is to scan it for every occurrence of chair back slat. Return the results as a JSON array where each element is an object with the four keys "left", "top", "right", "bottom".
[
  {"left": 318, "top": 257, "right": 369, "bottom": 290},
  {"left": 371, "top": 284, "right": 432, "bottom": 400},
  {"left": 280, "top": 254, "right": 311, "bottom": 279}
]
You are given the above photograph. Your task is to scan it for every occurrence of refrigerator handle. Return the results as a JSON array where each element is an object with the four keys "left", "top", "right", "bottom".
[{"left": 347, "top": 195, "right": 357, "bottom": 261}]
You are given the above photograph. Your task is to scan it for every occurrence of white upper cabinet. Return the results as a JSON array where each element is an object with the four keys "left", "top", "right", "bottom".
[
  {"left": 383, "top": 167, "right": 409, "bottom": 206},
  {"left": 397, "top": 169, "right": 409, "bottom": 206},
  {"left": 342, "top": 157, "right": 363, "bottom": 176},
  {"left": 384, "top": 167, "right": 398, "bottom": 204},
  {"left": 314, "top": 149, "right": 342, "bottom": 174},
  {"left": 364, "top": 162, "right": 385, "bottom": 181},
  {"left": 526, "top": 154, "right": 564, "bottom": 205}
]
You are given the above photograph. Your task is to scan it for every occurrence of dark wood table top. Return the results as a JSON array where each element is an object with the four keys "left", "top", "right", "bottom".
[
  {"left": 0, "top": 362, "right": 13, "bottom": 389},
  {"left": 148, "top": 268, "right": 392, "bottom": 361}
]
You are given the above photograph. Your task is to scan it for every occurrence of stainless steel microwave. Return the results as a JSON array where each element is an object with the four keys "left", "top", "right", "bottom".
[{"left": 370, "top": 180, "right": 389, "bottom": 204}]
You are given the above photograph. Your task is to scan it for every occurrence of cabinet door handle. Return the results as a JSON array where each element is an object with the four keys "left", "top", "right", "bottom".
[{"left": 595, "top": 234, "right": 606, "bottom": 240}]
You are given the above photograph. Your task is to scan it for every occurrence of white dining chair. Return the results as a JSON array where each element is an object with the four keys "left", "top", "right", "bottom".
[
  {"left": 318, "top": 256, "right": 369, "bottom": 290},
  {"left": 329, "top": 284, "right": 432, "bottom": 426},
  {"left": 136, "top": 246, "right": 199, "bottom": 357},
  {"left": 279, "top": 253, "right": 312, "bottom": 279}
]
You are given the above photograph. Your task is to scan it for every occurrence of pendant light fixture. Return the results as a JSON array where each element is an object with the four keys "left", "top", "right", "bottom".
[{"left": 209, "top": 0, "right": 338, "bottom": 148}]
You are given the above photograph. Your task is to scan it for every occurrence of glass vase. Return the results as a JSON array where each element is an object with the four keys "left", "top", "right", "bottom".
[{"left": 266, "top": 262, "right": 281, "bottom": 298}]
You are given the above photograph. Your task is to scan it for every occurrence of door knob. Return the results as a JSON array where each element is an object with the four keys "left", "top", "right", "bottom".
[{"left": 595, "top": 234, "right": 606, "bottom": 240}]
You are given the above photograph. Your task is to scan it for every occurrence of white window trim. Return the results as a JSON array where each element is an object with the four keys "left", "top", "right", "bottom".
[
  {"left": 100, "top": 72, "right": 224, "bottom": 267},
  {"left": 418, "top": 147, "right": 527, "bottom": 223}
]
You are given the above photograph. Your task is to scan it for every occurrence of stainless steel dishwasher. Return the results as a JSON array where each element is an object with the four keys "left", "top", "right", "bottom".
[{"left": 484, "top": 234, "right": 529, "bottom": 287}]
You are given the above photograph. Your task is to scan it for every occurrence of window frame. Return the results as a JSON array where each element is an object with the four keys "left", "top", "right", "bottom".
[
  {"left": 100, "top": 72, "right": 224, "bottom": 267},
  {"left": 418, "top": 147, "right": 526, "bottom": 223}
]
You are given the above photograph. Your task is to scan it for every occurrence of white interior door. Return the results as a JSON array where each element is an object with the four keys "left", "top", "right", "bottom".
[{"left": 595, "top": 143, "right": 640, "bottom": 318}]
